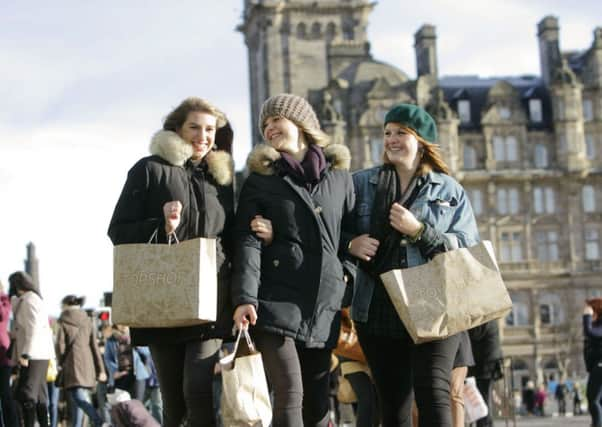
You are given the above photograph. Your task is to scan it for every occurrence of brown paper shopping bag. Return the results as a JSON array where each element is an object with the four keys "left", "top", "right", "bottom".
[
  {"left": 380, "top": 240, "right": 512, "bottom": 344},
  {"left": 112, "top": 235, "right": 217, "bottom": 327},
  {"left": 220, "top": 329, "right": 272, "bottom": 427}
]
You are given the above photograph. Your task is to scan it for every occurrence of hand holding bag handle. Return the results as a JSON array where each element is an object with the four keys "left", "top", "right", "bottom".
[{"left": 219, "top": 328, "right": 272, "bottom": 427}]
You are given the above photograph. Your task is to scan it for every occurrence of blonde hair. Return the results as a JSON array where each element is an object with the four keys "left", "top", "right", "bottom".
[
  {"left": 163, "top": 97, "right": 227, "bottom": 132},
  {"left": 383, "top": 125, "right": 449, "bottom": 175},
  {"left": 299, "top": 124, "right": 330, "bottom": 148}
]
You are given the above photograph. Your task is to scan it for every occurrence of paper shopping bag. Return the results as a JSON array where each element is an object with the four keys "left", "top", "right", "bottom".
[
  {"left": 380, "top": 240, "right": 511, "bottom": 343},
  {"left": 112, "top": 237, "right": 217, "bottom": 327},
  {"left": 220, "top": 329, "right": 272, "bottom": 427}
]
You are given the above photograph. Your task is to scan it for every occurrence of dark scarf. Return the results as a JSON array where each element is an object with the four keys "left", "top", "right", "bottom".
[
  {"left": 279, "top": 144, "right": 327, "bottom": 190},
  {"left": 361, "top": 164, "right": 420, "bottom": 276}
]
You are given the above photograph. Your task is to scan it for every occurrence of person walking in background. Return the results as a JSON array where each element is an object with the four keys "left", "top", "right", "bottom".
[
  {"left": 522, "top": 380, "right": 536, "bottom": 415},
  {"left": 108, "top": 97, "right": 235, "bottom": 427},
  {"left": 143, "top": 351, "right": 163, "bottom": 425},
  {"left": 55, "top": 295, "right": 107, "bottom": 427},
  {"left": 535, "top": 384, "right": 547, "bottom": 416},
  {"left": 555, "top": 378, "right": 567, "bottom": 416},
  {"left": 468, "top": 321, "right": 504, "bottom": 427},
  {"left": 573, "top": 381, "right": 584, "bottom": 415},
  {"left": 345, "top": 103, "right": 479, "bottom": 427},
  {"left": 103, "top": 325, "right": 149, "bottom": 401},
  {"left": 232, "top": 93, "right": 355, "bottom": 427},
  {"left": 0, "top": 280, "right": 18, "bottom": 427},
  {"left": 583, "top": 298, "right": 602, "bottom": 426},
  {"left": 8, "top": 271, "right": 55, "bottom": 427}
]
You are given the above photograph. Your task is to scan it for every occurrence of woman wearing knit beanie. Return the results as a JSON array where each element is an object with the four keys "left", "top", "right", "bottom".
[
  {"left": 232, "top": 93, "right": 355, "bottom": 427},
  {"left": 345, "top": 103, "right": 480, "bottom": 427}
]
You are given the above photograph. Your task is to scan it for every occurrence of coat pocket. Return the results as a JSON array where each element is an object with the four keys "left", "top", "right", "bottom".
[{"left": 422, "top": 197, "right": 458, "bottom": 233}]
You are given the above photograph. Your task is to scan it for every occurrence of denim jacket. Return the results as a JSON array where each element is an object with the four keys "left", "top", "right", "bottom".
[
  {"left": 104, "top": 337, "right": 150, "bottom": 387},
  {"left": 348, "top": 167, "right": 480, "bottom": 323}
]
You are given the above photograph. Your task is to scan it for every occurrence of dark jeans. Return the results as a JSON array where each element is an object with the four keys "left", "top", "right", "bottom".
[
  {"left": 357, "top": 328, "right": 460, "bottom": 427},
  {"left": 0, "top": 366, "right": 18, "bottom": 427},
  {"left": 588, "top": 367, "right": 602, "bottom": 427},
  {"left": 253, "top": 331, "right": 332, "bottom": 427},
  {"left": 346, "top": 370, "right": 379, "bottom": 427},
  {"left": 150, "top": 338, "right": 221, "bottom": 427}
]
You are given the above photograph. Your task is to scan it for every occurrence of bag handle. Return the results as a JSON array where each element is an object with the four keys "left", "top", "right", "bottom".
[
  {"left": 147, "top": 229, "right": 180, "bottom": 246},
  {"left": 219, "top": 328, "right": 256, "bottom": 366}
]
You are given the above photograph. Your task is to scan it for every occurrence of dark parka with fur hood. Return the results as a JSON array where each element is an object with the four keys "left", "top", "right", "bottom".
[
  {"left": 108, "top": 130, "right": 235, "bottom": 345},
  {"left": 56, "top": 308, "right": 105, "bottom": 389},
  {"left": 232, "top": 143, "right": 355, "bottom": 349}
]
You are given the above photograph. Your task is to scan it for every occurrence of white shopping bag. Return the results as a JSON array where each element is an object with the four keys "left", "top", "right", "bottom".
[
  {"left": 220, "top": 329, "right": 272, "bottom": 427},
  {"left": 463, "top": 376, "right": 489, "bottom": 423}
]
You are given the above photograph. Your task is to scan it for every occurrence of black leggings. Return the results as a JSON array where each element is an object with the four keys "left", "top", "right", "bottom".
[
  {"left": 357, "top": 329, "right": 460, "bottom": 427},
  {"left": 588, "top": 367, "right": 602, "bottom": 427},
  {"left": 253, "top": 331, "right": 332, "bottom": 427},
  {"left": 149, "top": 339, "right": 221, "bottom": 427}
]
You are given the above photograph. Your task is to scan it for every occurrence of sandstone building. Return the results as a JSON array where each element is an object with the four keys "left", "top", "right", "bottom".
[{"left": 239, "top": 0, "right": 602, "bottom": 386}]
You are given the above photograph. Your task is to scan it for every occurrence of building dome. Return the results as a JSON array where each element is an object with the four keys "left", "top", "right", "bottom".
[{"left": 336, "top": 59, "right": 409, "bottom": 86}]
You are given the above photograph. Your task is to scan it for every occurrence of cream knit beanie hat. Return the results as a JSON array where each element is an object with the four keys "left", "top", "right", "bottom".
[{"left": 258, "top": 93, "right": 321, "bottom": 134}]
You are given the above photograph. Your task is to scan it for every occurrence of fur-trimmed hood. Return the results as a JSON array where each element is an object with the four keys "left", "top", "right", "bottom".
[
  {"left": 149, "top": 130, "right": 234, "bottom": 186},
  {"left": 247, "top": 143, "right": 351, "bottom": 176}
]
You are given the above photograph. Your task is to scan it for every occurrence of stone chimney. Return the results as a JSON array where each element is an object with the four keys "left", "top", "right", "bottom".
[
  {"left": 414, "top": 24, "right": 438, "bottom": 80},
  {"left": 538, "top": 16, "right": 562, "bottom": 86}
]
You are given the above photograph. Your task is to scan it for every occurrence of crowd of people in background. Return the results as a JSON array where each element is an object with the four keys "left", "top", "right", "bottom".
[{"left": 0, "top": 94, "right": 598, "bottom": 427}]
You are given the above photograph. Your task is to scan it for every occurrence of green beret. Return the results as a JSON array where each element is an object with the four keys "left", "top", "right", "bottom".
[{"left": 384, "top": 103, "right": 437, "bottom": 143}]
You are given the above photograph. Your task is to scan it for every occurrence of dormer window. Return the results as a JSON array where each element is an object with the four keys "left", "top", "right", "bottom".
[
  {"left": 458, "top": 100, "right": 471, "bottom": 124},
  {"left": 529, "top": 99, "right": 543, "bottom": 123}
]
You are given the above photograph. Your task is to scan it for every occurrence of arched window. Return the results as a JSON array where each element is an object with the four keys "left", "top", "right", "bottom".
[
  {"left": 296, "top": 22, "right": 307, "bottom": 39},
  {"left": 512, "top": 359, "right": 529, "bottom": 371},
  {"left": 311, "top": 22, "right": 321, "bottom": 38},
  {"left": 326, "top": 22, "right": 336, "bottom": 42}
]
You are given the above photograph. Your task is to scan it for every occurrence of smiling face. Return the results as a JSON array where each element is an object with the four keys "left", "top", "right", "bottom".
[
  {"left": 263, "top": 115, "right": 302, "bottom": 154},
  {"left": 383, "top": 122, "right": 422, "bottom": 171},
  {"left": 177, "top": 111, "right": 218, "bottom": 160}
]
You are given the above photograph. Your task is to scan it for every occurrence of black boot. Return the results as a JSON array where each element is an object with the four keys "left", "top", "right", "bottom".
[{"left": 36, "top": 403, "right": 50, "bottom": 427}]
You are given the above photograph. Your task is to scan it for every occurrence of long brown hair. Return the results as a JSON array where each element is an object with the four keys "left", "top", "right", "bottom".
[
  {"left": 383, "top": 125, "right": 450, "bottom": 175},
  {"left": 163, "top": 97, "right": 227, "bottom": 132}
]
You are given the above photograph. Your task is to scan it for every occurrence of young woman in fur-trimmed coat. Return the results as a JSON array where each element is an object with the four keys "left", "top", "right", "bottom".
[
  {"left": 108, "top": 97, "right": 234, "bottom": 427},
  {"left": 232, "top": 93, "right": 355, "bottom": 427}
]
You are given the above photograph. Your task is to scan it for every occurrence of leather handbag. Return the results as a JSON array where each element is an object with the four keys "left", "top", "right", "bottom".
[{"left": 334, "top": 308, "right": 366, "bottom": 363}]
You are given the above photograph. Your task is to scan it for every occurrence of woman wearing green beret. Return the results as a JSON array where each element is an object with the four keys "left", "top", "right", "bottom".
[{"left": 345, "top": 103, "right": 480, "bottom": 426}]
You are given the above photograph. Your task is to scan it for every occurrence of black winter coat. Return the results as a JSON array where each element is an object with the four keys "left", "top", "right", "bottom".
[
  {"left": 232, "top": 143, "right": 355, "bottom": 349},
  {"left": 108, "top": 130, "right": 235, "bottom": 345}
]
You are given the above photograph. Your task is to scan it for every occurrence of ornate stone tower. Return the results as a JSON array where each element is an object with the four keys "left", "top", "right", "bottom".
[
  {"left": 239, "top": 0, "right": 374, "bottom": 144},
  {"left": 24, "top": 242, "right": 39, "bottom": 289}
]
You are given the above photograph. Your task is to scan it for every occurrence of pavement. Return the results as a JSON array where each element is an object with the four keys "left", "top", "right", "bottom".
[{"left": 494, "top": 414, "right": 591, "bottom": 426}]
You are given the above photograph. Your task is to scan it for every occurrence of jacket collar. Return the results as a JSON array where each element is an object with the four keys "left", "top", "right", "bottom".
[
  {"left": 247, "top": 143, "right": 351, "bottom": 176},
  {"left": 368, "top": 168, "right": 444, "bottom": 186},
  {"left": 149, "top": 130, "right": 234, "bottom": 186}
]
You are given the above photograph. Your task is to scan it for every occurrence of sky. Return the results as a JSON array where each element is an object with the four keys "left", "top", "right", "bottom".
[{"left": 1, "top": 0, "right": 600, "bottom": 315}]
